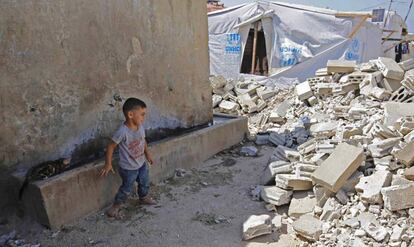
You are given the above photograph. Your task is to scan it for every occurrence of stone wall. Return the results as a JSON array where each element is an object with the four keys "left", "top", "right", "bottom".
[{"left": 0, "top": 0, "right": 211, "bottom": 209}]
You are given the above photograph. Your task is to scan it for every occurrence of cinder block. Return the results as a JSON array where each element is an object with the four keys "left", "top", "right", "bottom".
[
  {"left": 296, "top": 81, "right": 313, "bottom": 101},
  {"left": 399, "top": 58, "right": 414, "bottom": 71},
  {"left": 377, "top": 57, "right": 405, "bottom": 80},
  {"left": 380, "top": 78, "right": 400, "bottom": 92},
  {"left": 276, "top": 174, "right": 313, "bottom": 191},
  {"left": 311, "top": 143, "right": 364, "bottom": 192},
  {"left": 402, "top": 76, "right": 414, "bottom": 92},
  {"left": 394, "top": 141, "right": 414, "bottom": 166},
  {"left": 384, "top": 102, "right": 414, "bottom": 127},
  {"left": 327, "top": 60, "right": 356, "bottom": 74},
  {"left": 381, "top": 183, "right": 414, "bottom": 211}
]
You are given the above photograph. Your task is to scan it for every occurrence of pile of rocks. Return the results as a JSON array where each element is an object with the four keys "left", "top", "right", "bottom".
[
  {"left": 210, "top": 75, "right": 296, "bottom": 134},
  {"left": 233, "top": 57, "right": 414, "bottom": 246}
]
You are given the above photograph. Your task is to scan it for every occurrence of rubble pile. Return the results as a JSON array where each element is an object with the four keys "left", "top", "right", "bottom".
[
  {"left": 210, "top": 75, "right": 296, "bottom": 134},
  {"left": 220, "top": 58, "right": 414, "bottom": 246}
]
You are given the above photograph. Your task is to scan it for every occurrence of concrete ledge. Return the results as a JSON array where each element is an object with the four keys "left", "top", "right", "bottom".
[{"left": 19, "top": 115, "right": 248, "bottom": 229}]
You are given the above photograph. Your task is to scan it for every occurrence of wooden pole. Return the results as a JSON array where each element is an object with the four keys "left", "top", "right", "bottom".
[
  {"left": 348, "top": 15, "right": 369, "bottom": 39},
  {"left": 251, "top": 22, "right": 258, "bottom": 74}
]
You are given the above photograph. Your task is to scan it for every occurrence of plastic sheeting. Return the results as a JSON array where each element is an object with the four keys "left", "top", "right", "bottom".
[{"left": 208, "top": 1, "right": 384, "bottom": 81}]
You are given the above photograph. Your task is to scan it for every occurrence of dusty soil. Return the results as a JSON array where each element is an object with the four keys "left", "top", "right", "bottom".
[{"left": 1, "top": 145, "right": 302, "bottom": 247}]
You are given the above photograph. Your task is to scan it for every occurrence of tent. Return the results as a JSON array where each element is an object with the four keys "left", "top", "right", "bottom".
[{"left": 208, "top": 1, "right": 389, "bottom": 81}]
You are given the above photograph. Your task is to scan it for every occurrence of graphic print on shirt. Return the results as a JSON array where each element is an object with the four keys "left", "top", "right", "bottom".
[{"left": 127, "top": 138, "right": 145, "bottom": 160}]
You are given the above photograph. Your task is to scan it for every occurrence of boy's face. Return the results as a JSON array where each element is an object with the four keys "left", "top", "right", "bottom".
[{"left": 127, "top": 107, "right": 146, "bottom": 126}]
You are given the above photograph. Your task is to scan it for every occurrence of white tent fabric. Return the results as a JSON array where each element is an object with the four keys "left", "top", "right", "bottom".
[{"left": 208, "top": 1, "right": 385, "bottom": 81}]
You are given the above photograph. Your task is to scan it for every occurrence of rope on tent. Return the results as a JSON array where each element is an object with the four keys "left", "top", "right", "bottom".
[
  {"left": 405, "top": 0, "right": 414, "bottom": 22},
  {"left": 383, "top": 0, "right": 393, "bottom": 28}
]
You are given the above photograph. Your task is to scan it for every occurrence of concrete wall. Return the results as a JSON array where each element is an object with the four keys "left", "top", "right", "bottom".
[{"left": 0, "top": 0, "right": 211, "bottom": 209}]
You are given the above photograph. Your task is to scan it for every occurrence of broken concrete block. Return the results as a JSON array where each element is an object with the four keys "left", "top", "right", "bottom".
[
  {"left": 381, "top": 78, "right": 401, "bottom": 92},
  {"left": 310, "top": 121, "right": 338, "bottom": 138},
  {"left": 404, "top": 166, "right": 414, "bottom": 181},
  {"left": 315, "top": 67, "right": 330, "bottom": 76},
  {"left": 384, "top": 102, "right": 414, "bottom": 127},
  {"left": 307, "top": 96, "right": 318, "bottom": 106},
  {"left": 363, "top": 222, "right": 389, "bottom": 242},
  {"left": 315, "top": 83, "right": 335, "bottom": 95},
  {"left": 269, "top": 111, "right": 285, "bottom": 124},
  {"left": 275, "top": 101, "right": 291, "bottom": 117},
  {"left": 402, "top": 76, "right": 414, "bottom": 92},
  {"left": 399, "top": 58, "right": 414, "bottom": 71},
  {"left": 320, "top": 197, "right": 341, "bottom": 221},
  {"left": 210, "top": 75, "right": 227, "bottom": 89},
  {"left": 292, "top": 214, "right": 323, "bottom": 242},
  {"left": 313, "top": 185, "right": 333, "bottom": 208},
  {"left": 377, "top": 57, "right": 405, "bottom": 81},
  {"left": 242, "top": 215, "right": 272, "bottom": 240},
  {"left": 357, "top": 212, "right": 389, "bottom": 242},
  {"left": 271, "top": 215, "right": 283, "bottom": 230},
  {"left": 394, "top": 141, "right": 414, "bottom": 166},
  {"left": 335, "top": 189, "right": 349, "bottom": 205},
  {"left": 327, "top": 60, "right": 356, "bottom": 74},
  {"left": 367, "top": 137, "right": 400, "bottom": 158},
  {"left": 312, "top": 143, "right": 364, "bottom": 192},
  {"left": 260, "top": 161, "right": 292, "bottom": 185},
  {"left": 261, "top": 186, "right": 293, "bottom": 206},
  {"left": 390, "top": 86, "right": 413, "bottom": 102},
  {"left": 275, "top": 174, "right": 313, "bottom": 191},
  {"left": 212, "top": 94, "right": 223, "bottom": 108},
  {"left": 219, "top": 100, "right": 239, "bottom": 112},
  {"left": 381, "top": 183, "right": 414, "bottom": 211},
  {"left": 269, "top": 145, "right": 295, "bottom": 162},
  {"left": 296, "top": 81, "right": 313, "bottom": 101},
  {"left": 256, "top": 87, "right": 275, "bottom": 100},
  {"left": 355, "top": 170, "right": 392, "bottom": 204},
  {"left": 288, "top": 192, "right": 317, "bottom": 218},
  {"left": 390, "top": 226, "right": 406, "bottom": 242}
]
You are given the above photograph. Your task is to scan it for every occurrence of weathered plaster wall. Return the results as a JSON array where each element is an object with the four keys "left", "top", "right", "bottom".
[
  {"left": 0, "top": 0, "right": 211, "bottom": 169},
  {"left": 0, "top": 0, "right": 211, "bottom": 210}
]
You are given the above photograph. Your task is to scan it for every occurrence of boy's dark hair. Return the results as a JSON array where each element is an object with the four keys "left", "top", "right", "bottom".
[{"left": 122, "top": 98, "right": 146, "bottom": 118}]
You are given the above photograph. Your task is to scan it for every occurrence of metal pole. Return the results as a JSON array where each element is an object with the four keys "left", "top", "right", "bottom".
[{"left": 251, "top": 22, "right": 259, "bottom": 74}]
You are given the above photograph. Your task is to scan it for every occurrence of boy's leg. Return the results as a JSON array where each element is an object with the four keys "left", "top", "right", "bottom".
[
  {"left": 136, "top": 162, "right": 156, "bottom": 205},
  {"left": 108, "top": 168, "right": 138, "bottom": 216}
]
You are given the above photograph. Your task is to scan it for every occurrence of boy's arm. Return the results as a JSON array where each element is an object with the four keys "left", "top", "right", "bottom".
[
  {"left": 100, "top": 140, "right": 118, "bottom": 176},
  {"left": 144, "top": 141, "right": 154, "bottom": 165}
]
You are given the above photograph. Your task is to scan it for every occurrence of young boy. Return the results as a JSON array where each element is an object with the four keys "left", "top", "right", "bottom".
[{"left": 100, "top": 97, "right": 156, "bottom": 218}]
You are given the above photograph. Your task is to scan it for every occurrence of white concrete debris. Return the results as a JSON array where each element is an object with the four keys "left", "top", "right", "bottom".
[
  {"left": 327, "top": 60, "right": 356, "bottom": 74},
  {"left": 242, "top": 215, "right": 272, "bottom": 240},
  {"left": 376, "top": 57, "right": 405, "bottom": 81},
  {"left": 288, "top": 192, "right": 317, "bottom": 218},
  {"left": 296, "top": 81, "right": 313, "bottom": 101},
  {"left": 355, "top": 170, "right": 392, "bottom": 204},
  {"left": 312, "top": 143, "right": 364, "bottom": 192},
  {"left": 292, "top": 214, "right": 323, "bottom": 241},
  {"left": 261, "top": 186, "right": 293, "bottom": 206},
  {"left": 381, "top": 183, "right": 414, "bottom": 211},
  {"left": 223, "top": 57, "right": 414, "bottom": 244}
]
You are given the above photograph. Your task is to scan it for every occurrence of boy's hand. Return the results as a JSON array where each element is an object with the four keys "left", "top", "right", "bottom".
[
  {"left": 146, "top": 154, "right": 154, "bottom": 165},
  {"left": 100, "top": 164, "right": 115, "bottom": 177}
]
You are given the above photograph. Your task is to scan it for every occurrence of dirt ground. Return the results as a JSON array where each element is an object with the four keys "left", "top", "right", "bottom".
[{"left": 1, "top": 145, "right": 302, "bottom": 247}]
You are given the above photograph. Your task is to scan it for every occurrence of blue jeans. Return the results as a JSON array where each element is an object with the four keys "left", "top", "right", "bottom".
[{"left": 114, "top": 163, "right": 150, "bottom": 204}]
